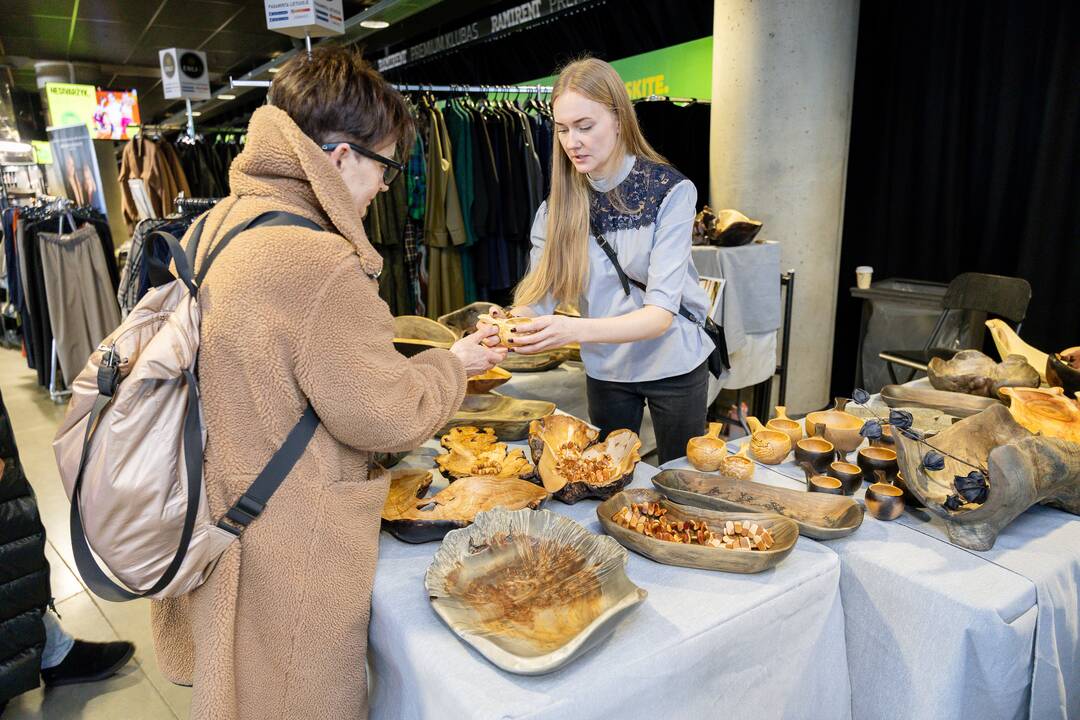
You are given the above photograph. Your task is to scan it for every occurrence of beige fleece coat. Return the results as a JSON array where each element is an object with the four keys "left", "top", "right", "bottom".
[{"left": 150, "top": 105, "right": 467, "bottom": 719}]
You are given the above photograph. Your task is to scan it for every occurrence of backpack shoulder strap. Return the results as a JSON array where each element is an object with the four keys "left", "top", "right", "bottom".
[{"left": 195, "top": 211, "right": 324, "bottom": 286}]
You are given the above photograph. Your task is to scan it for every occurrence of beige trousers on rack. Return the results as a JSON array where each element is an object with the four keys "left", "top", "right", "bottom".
[{"left": 38, "top": 225, "right": 122, "bottom": 387}]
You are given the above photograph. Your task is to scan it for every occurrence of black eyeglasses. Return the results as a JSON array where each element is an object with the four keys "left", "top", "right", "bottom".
[{"left": 320, "top": 142, "right": 404, "bottom": 184}]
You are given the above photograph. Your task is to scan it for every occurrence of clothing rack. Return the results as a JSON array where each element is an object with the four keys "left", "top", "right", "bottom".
[
  {"left": 173, "top": 195, "right": 221, "bottom": 215},
  {"left": 635, "top": 95, "right": 706, "bottom": 104},
  {"left": 228, "top": 78, "right": 553, "bottom": 96},
  {"left": 10, "top": 196, "right": 101, "bottom": 402}
]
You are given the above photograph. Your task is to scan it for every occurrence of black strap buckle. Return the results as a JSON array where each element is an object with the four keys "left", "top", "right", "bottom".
[{"left": 219, "top": 494, "right": 265, "bottom": 535}]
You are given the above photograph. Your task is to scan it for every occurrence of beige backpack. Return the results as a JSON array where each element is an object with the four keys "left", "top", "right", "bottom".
[{"left": 53, "top": 211, "right": 322, "bottom": 601}]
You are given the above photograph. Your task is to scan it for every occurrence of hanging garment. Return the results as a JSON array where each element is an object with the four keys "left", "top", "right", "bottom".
[
  {"left": 36, "top": 225, "right": 122, "bottom": 386},
  {"left": 423, "top": 104, "right": 466, "bottom": 318},
  {"left": 444, "top": 100, "right": 478, "bottom": 304},
  {"left": 118, "top": 136, "right": 189, "bottom": 230},
  {"left": 364, "top": 173, "right": 411, "bottom": 315}
]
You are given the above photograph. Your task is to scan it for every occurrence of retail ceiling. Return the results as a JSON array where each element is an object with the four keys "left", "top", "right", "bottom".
[{"left": 0, "top": 0, "right": 502, "bottom": 125}]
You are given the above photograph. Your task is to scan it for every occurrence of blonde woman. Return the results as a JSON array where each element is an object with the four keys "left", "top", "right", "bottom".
[{"left": 497, "top": 57, "right": 715, "bottom": 463}]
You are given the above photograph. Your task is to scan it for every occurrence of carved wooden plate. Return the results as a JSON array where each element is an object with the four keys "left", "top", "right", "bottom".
[
  {"left": 425, "top": 508, "right": 647, "bottom": 675},
  {"left": 651, "top": 468, "right": 863, "bottom": 540},
  {"left": 382, "top": 471, "right": 547, "bottom": 544},
  {"left": 597, "top": 489, "right": 798, "bottom": 573}
]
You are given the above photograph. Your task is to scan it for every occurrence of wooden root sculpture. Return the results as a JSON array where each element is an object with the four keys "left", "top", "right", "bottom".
[
  {"left": 894, "top": 404, "right": 1080, "bottom": 550},
  {"left": 927, "top": 350, "right": 1040, "bottom": 397}
]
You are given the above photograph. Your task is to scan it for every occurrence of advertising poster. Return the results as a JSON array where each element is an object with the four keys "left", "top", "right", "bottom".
[
  {"left": 47, "top": 123, "right": 108, "bottom": 215},
  {"left": 94, "top": 90, "right": 141, "bottom": 140},
  {"left": 45, "top": 82, "right": 98, "bottom": 130},
  {"left": 525, "top": 36, "right": 714, "bottom": 101}
]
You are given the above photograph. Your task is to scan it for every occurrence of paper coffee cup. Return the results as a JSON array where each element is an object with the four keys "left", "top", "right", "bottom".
[{"left": 856, "top": 266, "right": 873, "bottom": 289}]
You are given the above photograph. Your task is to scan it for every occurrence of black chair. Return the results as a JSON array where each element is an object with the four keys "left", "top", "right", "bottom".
[{"left": 878, "top": 272, "right": 1032, "bottom": 384}]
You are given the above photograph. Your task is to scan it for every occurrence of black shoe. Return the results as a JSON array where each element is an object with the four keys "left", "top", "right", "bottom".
[{"left": 41, "top": 640, "right": 135, "bottom": 687}]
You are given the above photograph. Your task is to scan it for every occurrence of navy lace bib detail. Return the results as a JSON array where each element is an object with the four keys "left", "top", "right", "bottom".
[{"left": 589, "top": 158, "right": 688, "bottom": 235}]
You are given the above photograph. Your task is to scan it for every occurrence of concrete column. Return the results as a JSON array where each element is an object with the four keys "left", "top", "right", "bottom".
[{"left": 711, "top": 0, "right": 860, "bottom": 413}]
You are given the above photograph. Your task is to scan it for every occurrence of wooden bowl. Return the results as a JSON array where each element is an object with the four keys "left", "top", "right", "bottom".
[
  {"left": 827, "top": 461, "right": 863, "bottom": 496},
  {"left": 393, "top": 315, "right": 460, "bottom": 343},
  {"left": 1046, "top": 347, "right": 1080, "bottom": 398},
  {"left": 767, "top": 405, "right": 803, "bottom": 448},
  {"left": 652, "top": 468, "right": 864, "bottom": 540},
  {"left": 686, "top": 422, "right": 727, "bottom": 472},
  {"left": 718, "top": 445, "right": 755, "bottom": 481},
  {"left": 865, "top": 482, "right": 905, "bottom": 521},
  {"left": 856, "top": 447, "right": 898, "bottom": 481},
  {"left": 466, "top": 366, "right": 511, "bottom": 395},
  {"left": 798, "top": 462, "right": 845, "bottom": 495},
  {"left": 794, "top": 437, "right": 835, "bottom": 474},
  {"left": 805, "top": 398, "right": 865, "bottom": 454},
  {"left": 746, "top": 417, "right": 793, "bottom": 465},
  {"left": 439, "top": 394, "right": 555, "bottom": 441},
  {"left": 477, "top": 314, "right": 534, "bottom": 348},
  {"left": 597, "top": 489, "right": 798, "bottom": 573},
  {"left": 425, "top": 508, "right": 646, "bottom": 675},
  {"left": 809, "top": 476, "right": 844, "bottom": 495}
]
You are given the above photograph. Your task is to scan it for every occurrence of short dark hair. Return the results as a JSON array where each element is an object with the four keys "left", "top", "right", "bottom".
[{"left": 269, "top": 45, "right": 414, "bottom": 158}]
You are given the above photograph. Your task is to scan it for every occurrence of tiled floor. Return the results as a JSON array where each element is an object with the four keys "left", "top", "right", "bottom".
[{"left": 2, "top": 347, "right": 191, "bottom": 719}]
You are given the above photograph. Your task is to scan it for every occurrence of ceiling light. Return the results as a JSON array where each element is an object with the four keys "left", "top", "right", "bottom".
[
  {"left": 191, "top": 111, "right": 202, "bottom": 117},
  {"left": 360, "top": 20, "right": 390, "bottom": 29},
  {"left": 217, "top": 94, "right": 236, "bottom": 100},
  {"left": 268, "top": 67, "right": 280, "bottom": 73}
]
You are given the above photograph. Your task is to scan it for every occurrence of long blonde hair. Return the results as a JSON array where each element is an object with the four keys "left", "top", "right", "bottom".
[{"left": 514, "top": 57, "right": 667, "bottom": 307}]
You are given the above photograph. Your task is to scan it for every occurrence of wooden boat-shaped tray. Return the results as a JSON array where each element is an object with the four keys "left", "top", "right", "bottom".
[
  {"left": 425, "top": 508, "right": 647, "bottom": 675},
  {"left": 651, "top": 468, "right": 863, "bottom": 540},
  {"left": 438, "top": 393, "right": 556, "bottom": 441},
  {"left": 381, "top": 470, "right": 547, "bottom": 543},
  {"left": 881, "top": 382, "right": 1000, "bottom": 418},
  {"left": 597, "top": 489, "right": 798, "bottom": 573}
]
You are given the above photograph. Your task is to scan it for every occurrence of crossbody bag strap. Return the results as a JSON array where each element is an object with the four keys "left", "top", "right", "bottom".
[{"left": 590, "top": 220, "right": 703, "bottom": 327}]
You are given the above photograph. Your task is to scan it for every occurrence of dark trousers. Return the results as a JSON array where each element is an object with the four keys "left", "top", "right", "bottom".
[{"left": 586, "top": 361, "right": 709, "bottom": 465}]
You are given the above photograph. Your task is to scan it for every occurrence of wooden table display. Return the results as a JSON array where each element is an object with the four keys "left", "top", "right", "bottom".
[
  {"left": 697, "top": 392, "right": 1080, "bottom": 720},
  {"left": 369, "top": 428, "right": 852, "bottom": 720}
]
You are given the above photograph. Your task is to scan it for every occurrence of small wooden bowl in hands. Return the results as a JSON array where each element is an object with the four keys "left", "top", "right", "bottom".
[{"left": 477, "top": 314, "right": 534, "bottom": 348}]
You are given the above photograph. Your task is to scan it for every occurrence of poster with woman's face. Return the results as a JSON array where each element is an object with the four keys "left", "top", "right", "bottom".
[{"left": 47, "top": 123, "right": 107, "bottom": 215}]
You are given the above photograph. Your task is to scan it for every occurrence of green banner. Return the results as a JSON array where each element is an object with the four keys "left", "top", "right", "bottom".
[{"left": 526, "top": 36, "right": 712, "bottom": 101}]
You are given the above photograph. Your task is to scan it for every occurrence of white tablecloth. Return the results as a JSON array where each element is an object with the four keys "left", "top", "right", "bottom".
[
  {"left": 670, "top": 425, "right": 1080, "bottom": 720},
  {"left": 369, "top": 441, "right": 852, "bottom": 719}
]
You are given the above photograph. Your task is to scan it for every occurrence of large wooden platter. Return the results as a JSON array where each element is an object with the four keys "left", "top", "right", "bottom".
[
  {"left": 381, "top": 470, "right": 547, "bottom": 543},
  {"left": 425, "top": 508, "right": 647, "bottom": 675},
  {"left": 438, "top": 393, "right": 556, "bottom": 441},
  {"left": 394, "top": 315, "right": 460, "bottom": 343},
  {"left": 597, "top": 489, "right": 798, "bottom": 573},
  {"left": 881, "top": 383, "right": 1000, "bottom": 418},
  {"left": 651, "top": 468, "right": 863, "bottom": 540}
]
